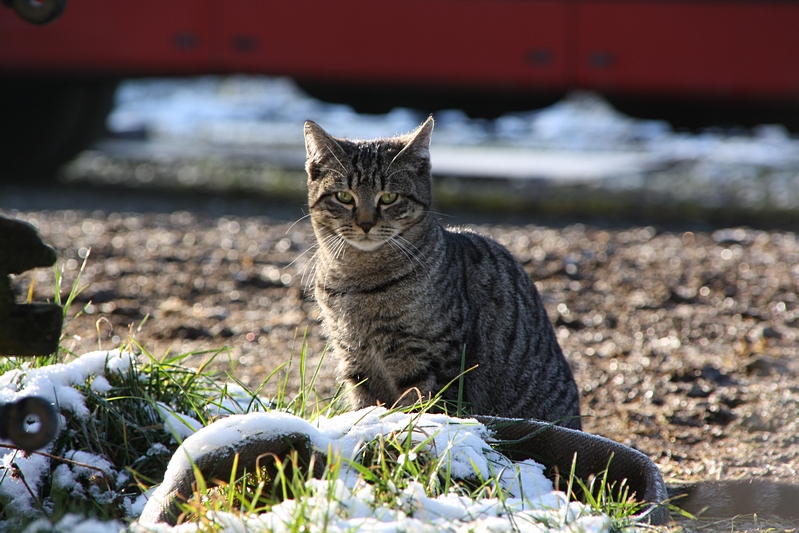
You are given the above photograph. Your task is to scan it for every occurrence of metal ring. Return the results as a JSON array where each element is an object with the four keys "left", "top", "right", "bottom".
[{"left": 3, "top": 397, "right": 60, "bottom": 451}]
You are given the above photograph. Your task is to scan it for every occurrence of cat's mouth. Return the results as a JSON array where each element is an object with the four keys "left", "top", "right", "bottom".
[
  {"left": 345, "top": 234, "right": 388, "bottom": 252},
  {"left": 334, "top": 225, "right": 396, "bottom": 252}
]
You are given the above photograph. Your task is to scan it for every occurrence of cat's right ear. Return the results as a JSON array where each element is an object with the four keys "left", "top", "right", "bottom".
[
  {"left": 304, "top": 121, "right": 347, "bottom": 176},
  {"left": 394, "top": 116, "right": 434, "bottom": 163}
]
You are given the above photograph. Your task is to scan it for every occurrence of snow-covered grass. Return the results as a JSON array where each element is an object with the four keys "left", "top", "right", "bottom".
[{"left": 1, "top": 257, "right": 651, "bottom": 533}]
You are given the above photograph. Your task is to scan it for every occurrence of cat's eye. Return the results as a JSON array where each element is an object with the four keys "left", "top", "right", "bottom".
[
  {"left": 335, "top": 191, "right": 354, "bottom": 204},
  {"left": 379, "top": 192, "right": 398, "bottom": 205}
]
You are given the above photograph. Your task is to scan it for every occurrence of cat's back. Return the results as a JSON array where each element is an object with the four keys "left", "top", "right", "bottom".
[
  {"left": 440, "top": 226, "right": 535, "bottom": 296},
  {"left": 437, "top": 226, "right": 581, "bottom": 427}
]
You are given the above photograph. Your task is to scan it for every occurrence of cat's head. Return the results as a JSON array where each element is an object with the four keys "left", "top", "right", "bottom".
[{"left": 304, "top": 117, "right": 434, "bottom": 252}]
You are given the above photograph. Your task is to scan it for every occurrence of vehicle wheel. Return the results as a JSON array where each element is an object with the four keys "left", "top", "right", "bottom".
[
  {"left": 0, "top": 78, "right": 118, "bottom": 181},
  {"left": 11, "top": 0, "right": 67, "bottom": 25}
]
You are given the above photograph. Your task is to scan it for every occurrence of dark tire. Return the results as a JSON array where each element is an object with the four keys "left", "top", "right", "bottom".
[
  {"left": 0, "top": 77, "right": 118, "bottom": 181},
  {"left": 11, "top": 0, "right": 67, "bottom": 25}
]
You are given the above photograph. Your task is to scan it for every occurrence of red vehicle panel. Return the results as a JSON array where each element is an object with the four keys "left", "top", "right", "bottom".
[
  {"left": 575, "top": 1, "right": 799, "bottom": 100},
  {"left": 218, "top": 0, "right": 568, "bottom": 90},
  {"left": 2, "top": 0, "right": 799, "bottom": 103},
  {"left": 0, "top": 0, "right": 214, "bottom": 74}
]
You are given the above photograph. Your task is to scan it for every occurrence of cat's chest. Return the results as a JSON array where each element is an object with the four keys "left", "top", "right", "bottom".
[
  {"left": 315, "top": 271, "right": 430, "bottom": 324},
  {"left": 318, "top": 279, "right": 420, "bottom": 309}
]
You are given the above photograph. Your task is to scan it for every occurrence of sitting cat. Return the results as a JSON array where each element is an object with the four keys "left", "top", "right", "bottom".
[{"left": 303, "top": 117, "right": 581, "bottom": 429}]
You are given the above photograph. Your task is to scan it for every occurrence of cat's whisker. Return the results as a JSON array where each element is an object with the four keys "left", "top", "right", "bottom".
[
  {"left": 285, "top": 213, "right": 311, "bottom": 234},
  {"left": 309, "top": 234, "right": 340, "bottom": 284},
  {"left": 387, "top": 238, "right": 415, "bottom": 273},
  {"left": 422, "top": 210, "right": 455, "bottom": 219},
  {"left": 389, "top": 236, "right": 431, "bottom": 278},
  {"left": 313, "top": 233, "right": 347, "bottom": 290},
  {"left": 298, "top": 251, "right": 316, "bottom": 288},
  {"left": 333, "top": 235, "right": 348, "bottom": 260},
  {"left": 297, "top": 245, "right": 324, "bottom": 287},
  {"left": 323, "top": 142, "right": 348, "bottom": 174},
  {"left": 302, "top": 254, "right": 320, "bottom": 290},
  {"left": 385, "top": 168, "right": 407, "bottom": 181},
  {"left": 285, "top": 241, "right": 320, "bottom": 269},
  {"left": 322, "top": 243, "right": 341, "bottom": 290},
  {"left": 299, "top": 232, "right": 342, "bottom": 288},
  {"left": 398, "top": 237, "right": 432, "bottom": 278}
]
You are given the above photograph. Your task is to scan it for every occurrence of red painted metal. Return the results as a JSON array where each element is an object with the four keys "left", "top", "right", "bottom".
[
  {"left": 574, "top": 1, "right": 799, "bottom": 100},
  {"left": 218, "top": 0, "right": 568, "bottom": 90},
  {"left": 1, "top": 0, "right": 798, "bottom": 102},
  {"left": 0, "top": 0, "right": 213, "bottom": 74}
]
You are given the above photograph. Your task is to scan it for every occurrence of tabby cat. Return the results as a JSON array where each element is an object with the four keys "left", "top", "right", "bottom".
[{"left": 303, "top": 117, "right": 581, "bottom": 429}]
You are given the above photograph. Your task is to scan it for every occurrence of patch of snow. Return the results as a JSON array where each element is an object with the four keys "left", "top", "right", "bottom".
[
  {"left": 0, "top": 350, "right": 153, "bottom": 531},
  {"left": 0, "top": 452, "right": 50, "bottom": 519},
  {"left": 154, "top": 402, "right": 202, "bottom": 441},
  {"left": 22, "top": 515, "right": 124, "bottom": 533},
  {"left": 432, "top": 145, "right": 662, "bottom": 181},
  {"left": 136, "top": 479, "right": 608, "bottom": 533},
  {"left": 0, "top": 350, "right": 136, "bottom": 419},
  {"left": 90, "top": 375, "right": 113, "bottom": 394},
  {"left": 147, "top": 443, "right": 171, "bottom": 457},
  {"left": 142, "top": 407, "right": 600, "bottom": 532}
]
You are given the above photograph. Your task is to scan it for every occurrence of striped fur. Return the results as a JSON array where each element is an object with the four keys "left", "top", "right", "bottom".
[{"left": 303, "top": 117, "right": 581, "bottom": 429}]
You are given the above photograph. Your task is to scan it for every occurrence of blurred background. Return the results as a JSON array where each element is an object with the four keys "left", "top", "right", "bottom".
[{"left": 2, "top": 0, "right": 799, "bottom": 224}]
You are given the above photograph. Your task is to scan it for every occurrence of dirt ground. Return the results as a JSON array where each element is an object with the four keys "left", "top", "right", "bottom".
[{"left": 4, "top": 194, "right": 798, "bottom": 527}]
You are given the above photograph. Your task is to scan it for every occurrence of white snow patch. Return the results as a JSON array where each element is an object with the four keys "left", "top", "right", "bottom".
[
  {"left": 22, "top": 514, "right": 124, "bottom": 533},
  {"left": 0, "top": 452, "right": 51, "bottom": 519},
  {"left": 0, "top": 349, "right": 135, "bottom": 419},
  {"left": 136, "top": 479, "right": 608, "bottom": 533},
  {"left": 155, "top": 402, "right": 202, "bottom": 441},
  {"left": 90, "top": 375, "right": 113, "bottom": 394},
  {"left": 142, "top": 407, "right": 602, "bottom": 532},
  {"left": 0, "top": 350, "right": 143, "bottom": 529}
]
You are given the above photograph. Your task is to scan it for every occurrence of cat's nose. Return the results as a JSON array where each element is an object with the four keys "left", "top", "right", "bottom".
[{"left": 358, "top": 221, "right": 375, "bottom": 233}]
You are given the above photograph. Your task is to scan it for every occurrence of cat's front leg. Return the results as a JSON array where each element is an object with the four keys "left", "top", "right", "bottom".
[
  {"left": 345, "top": 376, "right": 438, "bottom": 411},
  {"left": 338, "top": 357, "right": 382, "bottom": 409},
  {"left": 345, "top": 380, "right": 381, "bottom": 410},
  {"left": 392, "top": 375, "right": 439, "bottom": 409}
]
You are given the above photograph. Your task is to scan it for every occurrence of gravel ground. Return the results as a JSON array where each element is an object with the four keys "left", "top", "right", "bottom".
[{"left": 3, "top": 186, "right": 799, "bottom": 526}]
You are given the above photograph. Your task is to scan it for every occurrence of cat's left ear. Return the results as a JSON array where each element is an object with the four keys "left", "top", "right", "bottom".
[{"left": 398, "top": 116, "right": 434, "bottom": 161}]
